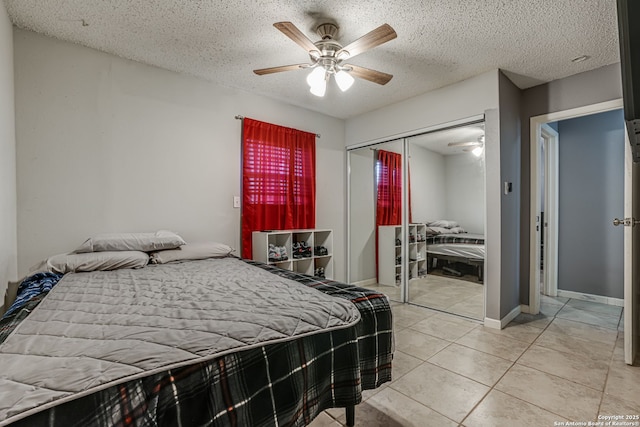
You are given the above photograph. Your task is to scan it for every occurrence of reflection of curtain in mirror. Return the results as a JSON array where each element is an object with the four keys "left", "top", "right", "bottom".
[
  {"left": 375, "top": 150, "right": 411, "bottom": 278},
  {"left": 241, "top": 118, "right": 316, "bottom": 259}
]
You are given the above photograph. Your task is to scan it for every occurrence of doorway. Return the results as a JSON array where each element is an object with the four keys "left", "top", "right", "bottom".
[{"left": 529, "top": 99, "right": 636, "bottom": 364}]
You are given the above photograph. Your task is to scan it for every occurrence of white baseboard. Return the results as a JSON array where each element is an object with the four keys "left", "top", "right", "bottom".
[
  {"left": 519, "top": 304, "right": 531, "bottom": 314},
  {"left": 557, "top": 290, "right": 624, "bottom": 307},
  {"left": 484, "top": 305, "right": 521, "bottom": 330},
  {"left": 483, "top": 317, "right": 502, "bottom": 329},
  {"left": 352, "top": 278, "right": 378, "bottom": 287}
]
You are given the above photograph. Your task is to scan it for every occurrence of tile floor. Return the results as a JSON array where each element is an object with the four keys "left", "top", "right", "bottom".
[
  {"left": 308, "top": 295, "right": 640, "bottom": 427},
  {"left": 367, "top": 273, "right": 485, "bottom": 320}
]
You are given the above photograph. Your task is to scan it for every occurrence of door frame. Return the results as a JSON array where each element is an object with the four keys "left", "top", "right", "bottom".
[
  {"left": 540, "top": 124, "right": 559, "bottom": 297},
  {"left": 529, "top": 98, "right": 624, "bottom": 315}
]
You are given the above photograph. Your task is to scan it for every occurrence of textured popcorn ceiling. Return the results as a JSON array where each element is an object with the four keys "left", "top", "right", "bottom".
[{"left": 4, "top": 0, "right": 620, "bottom": 119}]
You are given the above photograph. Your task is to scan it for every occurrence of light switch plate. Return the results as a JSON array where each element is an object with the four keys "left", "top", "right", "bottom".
[{"left": 233, "top": 196, "right": 241, "bottom": 208}]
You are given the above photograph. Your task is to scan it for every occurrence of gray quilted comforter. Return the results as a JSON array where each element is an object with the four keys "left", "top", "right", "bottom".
[{"left": 0, "top": 258, "right": 360, "bottom": 425}]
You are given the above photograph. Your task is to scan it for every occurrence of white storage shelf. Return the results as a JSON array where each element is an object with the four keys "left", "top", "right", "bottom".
[
  {"left": 252, "top": 229, "right": 333, "bottom": 279},
  {"left": 378, "top": 224, "right": 427, "bottom": 286}
]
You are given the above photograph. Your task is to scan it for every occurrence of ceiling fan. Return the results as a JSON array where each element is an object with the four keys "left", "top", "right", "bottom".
[
  {"left": 254, "top": 21, "right": 397, "bottom": 97},
  {"left": 448, "top": 136, "right": 485, "bottom": 156}
]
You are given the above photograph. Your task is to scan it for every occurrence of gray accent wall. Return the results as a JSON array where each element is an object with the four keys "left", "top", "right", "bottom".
[
  {"left": 498, "top": 71, "right": 522, "bottom": 319},
  {"left": 0, "top": 2, "right": 17, "bottom": 303},
  {"left": 557, "top": 109, "right": 625, "bottom": 299},
  {"left": 520, "top": 64, "right": 623, "bottom": 305}
]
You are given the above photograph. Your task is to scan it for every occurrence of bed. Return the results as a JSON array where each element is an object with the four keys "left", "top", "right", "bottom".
[
  {"left": 426, "top": 232, "right": 485, "bottom": 281},
  {"left": 0, "top": 247, "right": 393, "bottom": 427}
]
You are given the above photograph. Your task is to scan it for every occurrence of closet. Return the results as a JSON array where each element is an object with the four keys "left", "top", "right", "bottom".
[{"left": 347, "top": 120, "right": 486, "bottom": 320}]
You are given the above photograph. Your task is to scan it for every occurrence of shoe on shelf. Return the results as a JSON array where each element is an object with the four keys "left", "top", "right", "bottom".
[
  {"left": 314, "top": 246, "right": 328, "bottom": 256},
  {"left": 279, "top": 245, "right": 288, "bottom": 261},
  {"left": 268, "top": 243, "right": 280, "bottom": 262}
]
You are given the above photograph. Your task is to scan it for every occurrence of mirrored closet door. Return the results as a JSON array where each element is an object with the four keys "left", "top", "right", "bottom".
[
  {"left": 347, "top": 120, "right": 486, "bottom": 320},
  {"left": 348, "top": 139, "right": 407, "bottom": 303},
  {"left": 406, "top": 123, "right": 486, "bottom": 320}
]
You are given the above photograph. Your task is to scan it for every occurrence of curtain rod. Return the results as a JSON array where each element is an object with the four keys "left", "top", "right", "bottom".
[{"left": 235, "top": 115, "right": 320, "bottom": 138}]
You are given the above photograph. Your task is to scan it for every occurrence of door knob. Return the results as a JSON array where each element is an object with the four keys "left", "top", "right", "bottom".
[{"left": 613, "top": 217, "right": 640, "bottom": 226}]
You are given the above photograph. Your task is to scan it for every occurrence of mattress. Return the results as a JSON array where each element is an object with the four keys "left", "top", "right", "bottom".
[
  {"left": 427, "top": 243, "right": 485, "bottom": 262},
  {"left": 0, "top": 257, "right": 393, "bottom": 427}
]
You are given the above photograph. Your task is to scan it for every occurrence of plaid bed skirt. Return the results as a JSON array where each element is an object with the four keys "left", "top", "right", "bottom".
[
  {"left": 426, "top": 234, "right": 484, "bottom": 245},
  {"left": 0, "top": 259, "right": 393, "bottom": 427}
]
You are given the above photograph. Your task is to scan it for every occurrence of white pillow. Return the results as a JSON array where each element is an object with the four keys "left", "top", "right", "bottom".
[
  {"left": 74, "top": 230, "right": 186, "bottom": 253},
  {"left": 448, "top": 226, "right": 466, "bottom": 234},
  {"left": 30, "top": 251, "right": 149, "bottom": 274},
  {"left": 427, "top": 220, "right": 459, "bottom": 229},
  {"left": 149, "top": 242, "right": 234, "bottom": 264},
  {"left": 428, "top": 226, "right": 450, "bottom": 234}
]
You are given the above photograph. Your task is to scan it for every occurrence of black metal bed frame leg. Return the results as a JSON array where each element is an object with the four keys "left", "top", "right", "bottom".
[{"left": 345, "top": 405, "right": 355, "bottom": 427}]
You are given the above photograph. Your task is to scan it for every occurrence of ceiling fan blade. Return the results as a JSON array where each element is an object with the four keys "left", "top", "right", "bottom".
[
  {"left": 345, "top": 64, "right": 393, "bottom": 85},
  {"left": 337, "top": 24, "right": 397, "bottom": 59},
  {"left": 274, "top": 22, "right": 318, "bottom": 53},
  {"left": 253, "top": 64, "right": 308, "bottom": 75},
  {"left": 448, "top": 141, "right": 481, "bottom": 147}
]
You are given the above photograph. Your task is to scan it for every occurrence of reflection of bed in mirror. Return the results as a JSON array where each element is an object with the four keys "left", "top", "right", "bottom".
[{"left": 426, "top": 232, "right": 485, "bottom": 282}]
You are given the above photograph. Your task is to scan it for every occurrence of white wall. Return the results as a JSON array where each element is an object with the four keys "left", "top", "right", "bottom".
[
  {"left": 14, "top": 29, "right": 347, "bottom": 280},
  {"left": 348, "top": 148, "right": 376, "bottom": 283},
  {"left": 408, "top": 144, "right": 446, "bottom": 223},
  {"left": 444, "top": 153, "right": 485, "bottom": 234},
  {"left": 0, "top": 3, "right": 17, "bottom": 301},
  {"left": 346, "top": 70, "right": 509, "bottom": 322}
]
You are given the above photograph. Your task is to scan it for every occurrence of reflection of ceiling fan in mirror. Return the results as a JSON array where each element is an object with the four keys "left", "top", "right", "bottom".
[
  {"left": 253, "top": 21, "right": 397, "bottom": 97},
  {"left": 448, "top": 136, "right": 485, "bottom": 156}
]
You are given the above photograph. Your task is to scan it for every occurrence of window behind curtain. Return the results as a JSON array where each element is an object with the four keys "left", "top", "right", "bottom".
[{"left": 241, "top": 118, "right": 316, "bottom": 258}]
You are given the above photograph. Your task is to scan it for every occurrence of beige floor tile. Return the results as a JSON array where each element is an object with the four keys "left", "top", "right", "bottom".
[
  {"left": 541, "top": 294, "right": 570, "bottom": 305},
  {"left": 409, "top": 314, "right": 479, "bottom": 341},
  {"left": 599, "top": 393, "right": 640, "bottom": 418},
  {"left": 517, "top": 344, "right": 609, "bottom": 390},
  {"left": 394, "top": 328, "right": 450, "bottom": 360},
  {"left": 555, "top": 305, "right": 621, "bottom": 330},
  {"left": 391, "top": 303, "right": 437, "bottom": 329},
  {"left": 539, "top": 301, "right": 564, "bottom": 317},
  {"left": 308, "top": 411, "right": 342, "bottom": 427},
  {"left": 511, "top": 312, "right": 553, "bottom": 329},
  {"left": 611, "top": 333, "right": 625, "bottom": 363},
  {"left": 565, "top": 299, "right": 623, "bottom": 315},
  {"left": 456, "top": 328, "right": 531, "bottom": 362},
  {"left": 428, "top": 343, "right": 512, "bottom": 386},
  {"left": 545, "top": 318, "right": 618, "bottom": 346},
  {"left": 495, "top": 364, "right": 601, "bottom": 421},
  {"left": 481, "top": 321, "right": 543, "bottom": 344},
  {"left": 462, "top": 389, "right": 563, "bottom": 427},
  {"left": 390, "top": 362, "right": 489, "bottom": 422},
  {"left": 604, "top": 363, "right": 640, "bottom": 407},
  {"left": 445, "top": 295, "right": 484, "bottom": 320},
  {"left": 390, "top": 350, "right": 423, "bottom": 382},
  {"left": 335, "top": 387, "right": 458, "bottom": 427},
  {"left": 534, "top": 330, "right": 615, "bottom": 362}
]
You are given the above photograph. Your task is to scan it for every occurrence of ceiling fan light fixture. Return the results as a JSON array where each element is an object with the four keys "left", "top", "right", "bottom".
[
  {"left": 306, "top": 67, "right": 326, "bottom": 88},
  {"left": 335, "top": 70, "right": 355, "bottom": 91},
  {"left": 309, "top": 77, "right": 327, "bottom": 97},
  {"left": 472, "top": 146, "right": 484, "bottom": 157}
]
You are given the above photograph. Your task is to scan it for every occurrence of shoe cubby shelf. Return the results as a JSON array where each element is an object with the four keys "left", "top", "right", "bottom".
[
  {"left": 378, "top": 224, "right": 427, "bottom": 286},
  {"left": 252, "top": 229, "right": 333, "bottom": 279}
]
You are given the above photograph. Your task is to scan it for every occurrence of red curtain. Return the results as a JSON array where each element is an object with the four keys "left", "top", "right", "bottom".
[
  {"left": 241, "top": 118, "right": 316, "bottom": 259},
  {"left": 375, "top": 149, "right": 411, "bottom": 279},
  {"left": 376, "top": 150, "right": 403, "bottom": 226}
]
